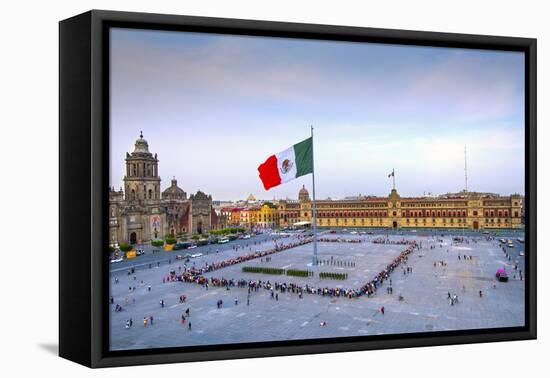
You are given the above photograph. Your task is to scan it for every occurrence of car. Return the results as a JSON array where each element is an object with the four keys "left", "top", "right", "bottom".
[
  {"left": 496, "top": 271, "right": 509, "bottom": 282},
  {"left": 218, "top": 238, "right": 229, "bottom": 244},
  {"left": 242, "top": 234, "right": 251, "bottom": 239},
  {"left": 136, "top": 249, "right": 145, "bottom": 256},
  {"left": 110, "top": 257, "right": 124, "bottom": 264},
  {"left": 190, "top": 253, "right": 203, "bottom": 258},
  {"left": 519, "top": 251, "right": 525, "bottom": 256},
  {"left": 173, "top": 242, "right": 193, "bottom": 250},
  {"left": 188, "top": 245, "right": 197, "bottom": 249}
]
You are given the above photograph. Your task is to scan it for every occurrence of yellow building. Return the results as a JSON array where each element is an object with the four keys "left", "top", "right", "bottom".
[
  {"left": 277, "top": 186, "right": 523, "bottom": 230},
  {"left": 255, "top": 203, "right": 278, "bottom": 228}
]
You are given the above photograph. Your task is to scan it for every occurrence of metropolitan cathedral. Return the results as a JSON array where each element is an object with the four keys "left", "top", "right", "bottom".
[{"left": 109, "top": 133, "right": 221, "bottom": 245}]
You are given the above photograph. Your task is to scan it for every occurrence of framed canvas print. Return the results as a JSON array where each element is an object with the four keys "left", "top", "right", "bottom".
[{"left": 59, "top": 10, "right": 537, "bottom": 368}]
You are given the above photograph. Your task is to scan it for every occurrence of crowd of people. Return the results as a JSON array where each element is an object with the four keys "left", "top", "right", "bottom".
[
  {"left": 372, "top": 237, "right": 415, "bottom": 245},
  {"left": 178, "top": 236, "right": 314, "bottom": 284},
  {"left": 166, "top": 239, "right": 420, "bottom": 301},
  {"left": 317, "top": 237, "right": 362, "bottom": 243},
  {"left": 357, "top": 241, "right": 418, "bottom": 298}
]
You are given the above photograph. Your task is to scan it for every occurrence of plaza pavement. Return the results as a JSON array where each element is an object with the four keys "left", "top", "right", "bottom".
[{"left": 109, "top": 230, "right": 525, "bottom": 350}]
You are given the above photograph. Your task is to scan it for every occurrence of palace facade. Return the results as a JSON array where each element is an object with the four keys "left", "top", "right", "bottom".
[
  {"left": 109, "top": 133, "right": 221, "bottom": 245},
  {"left": 276, "top": 186, "right": 523, "bottom": 230}
]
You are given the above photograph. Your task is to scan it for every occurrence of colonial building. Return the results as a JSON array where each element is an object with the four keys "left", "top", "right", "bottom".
[
  {"left": 277, "top": 186, "right": 523, "bottom": 230},
  {"left": 109, "top": 133, "right": 218, "bottom": 245}
]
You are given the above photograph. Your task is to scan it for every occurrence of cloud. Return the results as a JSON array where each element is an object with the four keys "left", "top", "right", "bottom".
[{"left": 109, "top": 29, "right": 525, "bottom": 199}]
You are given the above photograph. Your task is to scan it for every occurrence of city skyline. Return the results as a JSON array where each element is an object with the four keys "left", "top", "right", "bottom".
[{"left": 110, "top": 28, "right": 525, "bottom": 200}]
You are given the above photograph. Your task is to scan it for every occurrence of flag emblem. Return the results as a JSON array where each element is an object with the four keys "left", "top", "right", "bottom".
[{"left": 280, "top": 159, "right": 293, "bottom": 174}]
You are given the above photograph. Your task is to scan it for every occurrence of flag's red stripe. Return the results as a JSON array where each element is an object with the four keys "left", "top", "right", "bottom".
[{"left": 258, "top": 154, "right": 281, "bottom": 190}]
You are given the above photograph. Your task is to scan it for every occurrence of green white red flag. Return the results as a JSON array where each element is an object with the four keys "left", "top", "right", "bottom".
[{"left": 257, "top": 137, "right": 313, "bottom": 190}]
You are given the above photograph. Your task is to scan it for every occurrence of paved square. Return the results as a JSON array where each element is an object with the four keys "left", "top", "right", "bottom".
[{"left": 109, "top": 231, "right": 525, "bottom": 350}]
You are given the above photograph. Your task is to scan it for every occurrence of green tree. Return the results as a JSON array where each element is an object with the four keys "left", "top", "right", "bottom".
[
  {"left": 151, "top": 239, "right": 164, "bottom": 247},
  {"left": 119, "top": 243, "right": 133, "bottom": 252},
  {"left": 165, "top": 236, "right": 177, "bottom": 245}
]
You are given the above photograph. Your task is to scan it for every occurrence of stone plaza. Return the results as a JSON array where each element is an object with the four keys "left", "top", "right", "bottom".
[{"left": 109, "top": 230, "right": 525, "bottom": 350}]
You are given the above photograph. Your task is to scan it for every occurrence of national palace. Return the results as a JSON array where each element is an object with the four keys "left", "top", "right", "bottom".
[{"left": 223, "top": 186, "right": 523, "bottom": 231}]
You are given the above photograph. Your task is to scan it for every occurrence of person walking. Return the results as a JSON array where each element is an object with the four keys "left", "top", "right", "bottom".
[{"left": 380, "top": 306, "right": 385, "bottom": 315}]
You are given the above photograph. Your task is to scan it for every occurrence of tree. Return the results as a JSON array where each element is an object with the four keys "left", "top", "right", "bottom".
[
  {"left": 151, "top": 239, "right": 164, "bottom": 248},
  {"left": 119, "top": 243, "right": 133, "bottom": 252},
  {"left": 165, "top": 236, "right": 177, "bottom": 245}
]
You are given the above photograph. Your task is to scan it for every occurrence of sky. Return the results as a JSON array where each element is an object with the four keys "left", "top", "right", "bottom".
[{"left": 109, "top": 27, "right": 525, "bottom": 201}]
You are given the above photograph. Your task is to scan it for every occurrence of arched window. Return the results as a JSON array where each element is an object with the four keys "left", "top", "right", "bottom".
[
  {"left": 148, "top": 189, "right": 153, "bottom": 199},
  {"left": 131, "top": 189, "right": 136, "bottom": 201}
]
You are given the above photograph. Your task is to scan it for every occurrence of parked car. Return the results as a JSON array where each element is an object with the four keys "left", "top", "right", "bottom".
[
  {"left": 173, "top": 242, "right": 193, "bottom": 250},
  {"left": 110, "top": 257, "right": 124, "bottom": 264}
]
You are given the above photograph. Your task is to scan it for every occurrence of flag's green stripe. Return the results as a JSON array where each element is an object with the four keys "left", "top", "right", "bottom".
[{"left": 293, "top": 137, "right": 313, "bottom": 177}]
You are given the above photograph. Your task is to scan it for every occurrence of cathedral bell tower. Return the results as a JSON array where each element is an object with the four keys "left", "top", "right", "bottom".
[{"left": 123, "top": 132, "right": 161, "bottom": 204}]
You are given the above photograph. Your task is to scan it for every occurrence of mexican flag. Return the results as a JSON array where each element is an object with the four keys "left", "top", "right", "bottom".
[{"left": 257, "top": 137, "right": 313, "bottom": 190}]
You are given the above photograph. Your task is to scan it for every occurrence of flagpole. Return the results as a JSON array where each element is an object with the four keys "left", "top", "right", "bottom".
[
  {"left": 392, "top": 168, "right": 396, "bottom": 190},
  {"left": 311, "top": 125, "right": 318, "bottom": 265}
]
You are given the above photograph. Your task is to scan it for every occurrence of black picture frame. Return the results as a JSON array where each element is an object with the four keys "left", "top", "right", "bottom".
[{"left": 59, "top": 9, "right": 537, "bottom": 368}]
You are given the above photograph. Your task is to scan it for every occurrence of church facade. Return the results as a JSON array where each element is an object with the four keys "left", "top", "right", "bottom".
[{"left": 109, "top": 133, "right": 218, "bottom": 245}]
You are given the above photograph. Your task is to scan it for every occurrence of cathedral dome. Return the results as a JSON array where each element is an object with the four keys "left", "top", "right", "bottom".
[
  {"left": 162, "top": 177, "right": 186, "bottom": 200},
  {"left": 133, "top": 131, "right": 150, "bottom": 153}
]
